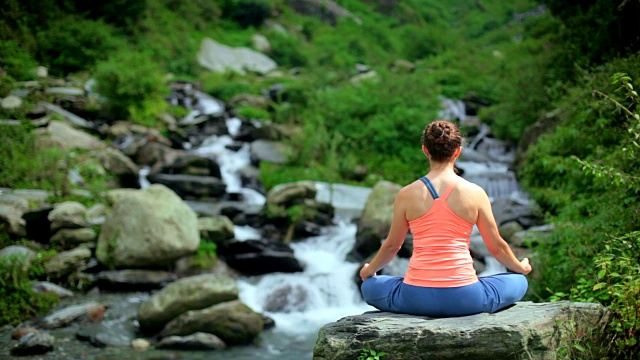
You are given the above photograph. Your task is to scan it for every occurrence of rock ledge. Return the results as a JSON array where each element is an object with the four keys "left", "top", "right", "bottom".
[{"left": 313, "top": 301, "right": 607, "bottom": 360}]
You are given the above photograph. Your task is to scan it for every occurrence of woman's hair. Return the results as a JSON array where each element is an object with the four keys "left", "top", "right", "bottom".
[{"left": 421, "top": 120, "right": 464, "bottom": 162}]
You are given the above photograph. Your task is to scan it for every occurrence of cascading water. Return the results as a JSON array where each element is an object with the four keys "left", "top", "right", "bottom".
[{"left": 186, "top": 120, "right": 375, "bottom": 359}]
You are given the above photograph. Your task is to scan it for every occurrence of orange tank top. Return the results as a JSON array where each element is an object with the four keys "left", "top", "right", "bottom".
[{"left": 403, "top": 178, "right": 478, "bottom": 288}]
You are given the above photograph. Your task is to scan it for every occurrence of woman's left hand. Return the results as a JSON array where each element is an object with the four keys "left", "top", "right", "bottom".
[{"left": 359, "top": 263, "right": 376, "bottom": 282}]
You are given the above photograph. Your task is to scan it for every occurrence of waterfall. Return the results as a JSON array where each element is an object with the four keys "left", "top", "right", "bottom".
[{"left": 181, "top": 121, "right": 375, "bottom": 358}]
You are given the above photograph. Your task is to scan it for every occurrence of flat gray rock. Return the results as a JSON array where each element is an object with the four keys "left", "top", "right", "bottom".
[{"left": 313, "top": 301, "right": 607, "bottom": 360}]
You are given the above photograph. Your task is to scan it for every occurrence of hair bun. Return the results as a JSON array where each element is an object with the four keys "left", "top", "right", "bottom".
[{"left": 422, "top": 120, "right": 463, "bottom": 162}]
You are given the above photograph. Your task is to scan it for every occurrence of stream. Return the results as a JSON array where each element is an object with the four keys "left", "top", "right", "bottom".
[{"left": 0, "top": 98, "right": 530, "bottom": 359}]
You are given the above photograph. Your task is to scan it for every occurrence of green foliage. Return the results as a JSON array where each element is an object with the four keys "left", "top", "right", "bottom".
[
  {"left": 358, "top": 348, "right": 387, "bottom": 360},
  {"left": 552, "top": 73, "right": 640, "bottom": 358},
  {"left": 94, "top": 50, "right": 168, "bottom": 124},
  {"left": 201, "top": 71, "right": 260, "bottom": 101},
  {"left": 561, "top": 232, "right": 640, "bottom": 358},
  {"left": 522, "top": 64, "right": 640, "bottom": 307},
  {"left": 161, "top": 0, "right": 221, "bottom": 31},
  {"left": 224, "top": 0, "right": 271, "bottom": 29},
  {"left": 191, "top": 240, "right": 218, "bottom": 269},
  {"left": 0, "top": 40, "right": 38, "bottom": 82},
  {"left": 36, "top": 17, "right": 122, "bottom": 76},
  {"left": 274, "top": 70, "right": 437, "bottom": 186},
  {"left": 72, "top": 0, "right": 149, "bottom": 28},
  {"left": 545, "top": 0, "right": 640, "bottom": 73},
  {"left": 0, "top": 253, "right": 59, "bottom": 326},
  {"left": 0, "top": 123, "right": 71, "bottom": 193},
  {"left": 237, "top": 105, "right": 271, "bottom": 120},
  {"left": 266, "top": 30, "right": 309, "bottom": 68}
]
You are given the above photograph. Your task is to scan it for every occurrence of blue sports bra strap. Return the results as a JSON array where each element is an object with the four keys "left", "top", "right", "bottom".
[{"left": 419, "top": 176, "right": 440, "bottom": 199}]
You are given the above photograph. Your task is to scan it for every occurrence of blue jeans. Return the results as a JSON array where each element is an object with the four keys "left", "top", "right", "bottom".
[{"left": 361, "top": 273, "right": 528, "bottom": 317}]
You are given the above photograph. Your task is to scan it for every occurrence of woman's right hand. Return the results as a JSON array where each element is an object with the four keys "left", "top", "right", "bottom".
[
  {"left": 359, "top": 263, "right": 377, "bottom": 282},
  {"left": 519, "top": 258, "right": 532, "bottom": 275}
]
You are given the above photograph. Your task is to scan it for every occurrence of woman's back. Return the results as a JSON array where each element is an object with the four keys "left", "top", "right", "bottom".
[
  {"left": 403, "top": 175, "right": 479, "bottom": 287},
  {"left": 403, "top": 174, "right": 482, "bottom": 225}
]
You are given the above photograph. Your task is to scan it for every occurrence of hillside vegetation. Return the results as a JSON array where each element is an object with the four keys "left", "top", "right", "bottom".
[{"left": 2, "top": 0, "right": 640, "bottom": 356}]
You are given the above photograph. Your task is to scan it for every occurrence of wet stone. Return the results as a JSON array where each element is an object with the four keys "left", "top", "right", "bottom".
[
  {"left": 11, "top": 333, "right": 55, "bottom": 356},
  {"left": 76, "top": 319, "right": 137, "bottom": 348},
  {"left": 155, "top": 332, "right": 226, "bottom": 351}
]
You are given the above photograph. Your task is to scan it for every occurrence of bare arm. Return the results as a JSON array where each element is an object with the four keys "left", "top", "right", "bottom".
[
  {"left": 475, "top": 188, "right": 532, "bottom": 275},
  {"left": 359, "top": 189, "right": 410, "bottom": 281}
]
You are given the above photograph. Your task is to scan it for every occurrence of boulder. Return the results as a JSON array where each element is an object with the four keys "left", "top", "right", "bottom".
[
  {"left": 41, "top": 302, "right": 104, "bottom": 329},
  {"left": 147, "top": 173, "right": 227, "bottom": 199},
  {"left": 491, "top": 198, "right": 542, "bottom": 228},
  {"left": 11, "top": 327, "right": 40, "bottom": 340},
  {"left": 50, "top": 228, "right": 97, "bottom": 248},
  {"left": 156, "top": 332, "right": 226, "bottom": 351},
  {"left": 76, "top": 320, "right": 137, "bottom": 348},
  {"left": 161, "top": 154, "right": 222, "bottom": 178},
  {"left": 0, "top": 203, "right": 27, "bottom": 237},
  {"left": 266, "top": 180, "right": 317, "bottom": 207},
  {"left": 264, "top": 284, "right": 309, "bottom": 313},
  {"left": 44, "top": 87, "right": 84, "bottom": 96},
  {"left": 197, "top": 38, "right": 277, "bottom": 75},
  {"left": 39, "top": 101, "right": 94, "bottom": 129},
  {"left": 349, "top": 181, "right": 402, "bottom": 260},
  {"left": 10, "top": 333, "right": 55, "bottom": 356},
  {"left": 198, "top": 216, "right": 235, "bottom": 245},
  {"left": 498, "top": 220, "right": 524, "bottom": 244},
  {"left": 93, "top": 147, "right": 139, "bottom": 187},
  {"left": 250, "top": 140, "right": 292, "bottom": 165},
  {"left": 510, "top": 224, "right": 554, "bottom": 247},
  {"left": 96, "top": 269, "right": 177, "bottom": 291},
  {"left": 134, "top": 142, "right": 186, "bottom": 174},
  {"left": 0, "top": 193, "right": 29, "bottom": 213},
  {"left": 35, "top": 121, "right": 103, "bottom": 150},
  {"left": 2, "top": 95, "right": 23, "bottom": 110},
  {"left": 31, "top": 281, "right": 74, "bottom": 298},
  {"left": 44, "top": 247, "right": 92, "bottom": 278},
  {"left": 47, "top": 201, "right": 87, "bottom": 232},
  {"left": 159, "top": 300, "right": 264, "bottom": 346},
  {"left": 96, "top": 185, "right": 200, "bottom": 268},
  {"left": 313, "top": 302, "right": 608, "bottom": 360},
  {"left": 0, "top": 245, "right": 35, "bottom": 270},
  {"left": 131, "top": 338, "right": 151, "bottom": 350},
  {"left": 251, "top": 34, "right": 272, "bottom": 54},
  {"left": 137, "top": 274, "right": 238, "bottom": 334},
  {"left": 219, "top": 239, "right": 304, "bottom": 275}
]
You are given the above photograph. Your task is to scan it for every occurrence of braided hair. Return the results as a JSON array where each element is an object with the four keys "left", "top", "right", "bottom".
[{"left": 421, "top": 120, "right": 464, "bottom": 162}]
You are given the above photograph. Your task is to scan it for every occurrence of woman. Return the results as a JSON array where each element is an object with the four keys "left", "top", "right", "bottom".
[{"left": 359, "top": 120, "right": 531, "bottom": 317}]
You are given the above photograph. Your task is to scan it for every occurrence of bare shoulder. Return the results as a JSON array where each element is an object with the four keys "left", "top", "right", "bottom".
[
  {"left": 457, "top": 178, "right": 486, "bottom": 193},
  {"left": 455, "top": 178, "right": 489, "bottom": 201},
  {"left": 398, "top": 180, "right": 423, "bottom": 199}
]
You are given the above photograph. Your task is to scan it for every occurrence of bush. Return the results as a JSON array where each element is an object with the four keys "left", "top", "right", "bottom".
[
  {"left": 0, "top": 253, "right": 59, "bottom": 326},
  {"left": 266, "top": 31, "right": 309, "bottom": 68},
  {"left": 224, "top": 0, "right": 271, "bottom": 29},
  {"left": 0, "top": 40, "right": 38, "bottom": 81},
  {"left": 94, "top": 50, "right": 168, "bottom": 125},
  {"left": 522, "top": 66, "right": 640, "bottom": 302},
  {"left": 0, "top": 123, "right": 71, "bottom": 193},
  {"left": 561, "top": 232, "right": 640, "bottom": 358},
  {"left": 191, "top": 240, "right": 218, "bottom": 269},
  {"left": 201, "top": 71, "right": 259, "bottom": 101},
  {"left": 36, "top": 17, "right": 122, "bottom": 76}
]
